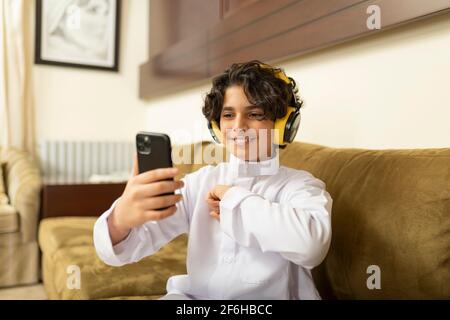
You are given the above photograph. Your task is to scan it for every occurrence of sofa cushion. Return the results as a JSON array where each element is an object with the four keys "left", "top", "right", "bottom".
[
  {"left": 0, "top": 204, "right": 18, "bottom": 233},
  {"left": 39, "top": 217, "right": 188, "bottom": 299},
  {"left": 279, "top": 142, "right": 450, "bottom": 299},
  {"left": 39, "top": 217, "right": 96, "bottom": 256}
]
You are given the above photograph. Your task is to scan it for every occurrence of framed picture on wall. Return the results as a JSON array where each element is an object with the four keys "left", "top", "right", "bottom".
[{"left": 35, "top": 0, "right": 121, "bottom": 71}]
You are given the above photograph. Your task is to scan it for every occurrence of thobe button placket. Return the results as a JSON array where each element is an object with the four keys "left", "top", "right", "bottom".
[{"left": 219, "top": 232, "right": 237, "bottom": 264}]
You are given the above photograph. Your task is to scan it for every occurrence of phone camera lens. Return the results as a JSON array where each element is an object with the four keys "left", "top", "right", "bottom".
[{"left": 137, "top": 135, "right": 151, "bottom": 155}]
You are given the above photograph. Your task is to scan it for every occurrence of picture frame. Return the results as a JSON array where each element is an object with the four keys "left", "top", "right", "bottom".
[{"left": 35, "top": 0, "right": 121, "bottom": 72}]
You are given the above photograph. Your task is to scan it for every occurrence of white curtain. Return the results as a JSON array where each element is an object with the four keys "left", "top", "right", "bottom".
[{"left": 0, "top": 0, "right": 36, "bottom": 157}]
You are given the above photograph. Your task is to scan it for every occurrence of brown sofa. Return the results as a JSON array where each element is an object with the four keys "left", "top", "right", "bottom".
[{"left": 38, "top": 141, "right": 450, "bottom": 299}]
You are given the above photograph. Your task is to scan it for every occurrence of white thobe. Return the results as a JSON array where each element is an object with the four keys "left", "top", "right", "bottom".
[{"left": 93, "top": 152, "right": 332, "bottom": 300}]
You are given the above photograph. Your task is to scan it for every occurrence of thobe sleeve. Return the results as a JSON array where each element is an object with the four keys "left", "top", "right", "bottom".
[
  {"left": 93, "top": 177, "right": 191, "bottom": 267},
  {"left": 219, "top": 172, "right": 332, "bottom": 269}
]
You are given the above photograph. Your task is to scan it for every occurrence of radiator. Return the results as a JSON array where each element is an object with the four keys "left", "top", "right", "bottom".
[{"left": 38, "top": 140, "right": 135, "bottom": 184}]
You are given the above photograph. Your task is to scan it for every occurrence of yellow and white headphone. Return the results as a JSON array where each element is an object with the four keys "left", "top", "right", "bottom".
[{"left": 207, "top": 64, "right": 302, "bottom": 146}]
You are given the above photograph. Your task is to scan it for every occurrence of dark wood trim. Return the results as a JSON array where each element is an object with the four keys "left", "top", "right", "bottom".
[
  {"left": 140, "top": 0, "right": 450, "bottom": 99},
  {"left": 40, "top": 183, "right": 126, "bottom": 219}
]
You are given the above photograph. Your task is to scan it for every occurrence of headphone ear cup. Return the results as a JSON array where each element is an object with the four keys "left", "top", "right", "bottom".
[
  {"left": 274, "top": 106, "right": 296, "bottom": 145},
  {"left": 208, "top": 120, "right": 222, "bottom": 144},
  {"left": 284, "top": 111, "right": 301, "bottom": 144}
]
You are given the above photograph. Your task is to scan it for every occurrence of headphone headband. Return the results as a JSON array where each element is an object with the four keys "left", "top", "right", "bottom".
[{"left": 259, "top": 62, "right": 302, "bottom": 111}]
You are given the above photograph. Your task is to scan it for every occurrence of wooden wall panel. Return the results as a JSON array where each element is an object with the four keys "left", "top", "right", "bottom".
[{"left": 140, "top": 0, "right": 450, "bottom": 99}]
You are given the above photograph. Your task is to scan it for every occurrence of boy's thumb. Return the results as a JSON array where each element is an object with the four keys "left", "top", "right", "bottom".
[{"left": 132, "top": 153, "right": 139, "bottom": 177}]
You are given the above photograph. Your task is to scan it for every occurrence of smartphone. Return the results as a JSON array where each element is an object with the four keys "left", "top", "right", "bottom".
[{"left": 136, "top": 132, "right": 174, "bottom": 198}]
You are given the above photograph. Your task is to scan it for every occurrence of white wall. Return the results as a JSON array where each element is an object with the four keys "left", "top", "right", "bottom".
[
  {"left": 281, "top": 13, "right": 450, "bottom": 149},
  {"left": 34, "top": 0, "right": 149, "bottom": 142},
  {"left": 34, "top": 1, "right": 450, "bottom": 149}
]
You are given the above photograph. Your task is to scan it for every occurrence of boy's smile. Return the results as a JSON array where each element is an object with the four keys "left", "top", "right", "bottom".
[{"left": 220, "top": 85, "right": 275, "bottom": 161}]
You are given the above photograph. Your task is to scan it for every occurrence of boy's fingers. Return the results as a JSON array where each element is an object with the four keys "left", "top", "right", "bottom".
[
  {"left": 145, "top": 194, "right": 183, "bottom": 210},
  {"left": 132, "top": 153, "right": 139, "bottom": 177},
  {"left": 206, "top": 191, "right": 220, "bottom": 202},
  {"left": 210, "top": 211, "right": 220, "bottom": 221},
  {"left": 138, "top": 180, "right": 184, "bottom": 198},
  {"left": 136, "top": 167, "right": 179, "bottom": 183},
  {"left": 206, "top": 198, "right": 220, "bottom": 206},
  {"left": 144, "top": 205, "right": 177, "bottom": 221}
]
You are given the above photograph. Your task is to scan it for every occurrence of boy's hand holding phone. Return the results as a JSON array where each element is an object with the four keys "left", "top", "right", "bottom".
[{"left": 108, "top": 155, "right": 184, "bottom": 245}]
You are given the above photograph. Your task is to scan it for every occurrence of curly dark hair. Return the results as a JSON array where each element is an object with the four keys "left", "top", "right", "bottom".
[{"left": 202, "top": 60, "right": 301, "bottom": 126}]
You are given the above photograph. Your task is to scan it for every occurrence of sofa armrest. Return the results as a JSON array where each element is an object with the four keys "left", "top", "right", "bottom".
[{"left": 2, "top": 148, "right": 42, "bottom": 242}]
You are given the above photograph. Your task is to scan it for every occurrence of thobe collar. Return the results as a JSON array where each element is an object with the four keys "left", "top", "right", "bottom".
[{"left": 227, "top": 148, "right": 280, "bottom": 178}]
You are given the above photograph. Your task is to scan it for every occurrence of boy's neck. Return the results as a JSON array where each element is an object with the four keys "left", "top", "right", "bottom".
[{"left": 228, "top": 149, "right": 280, "bottom": 177}]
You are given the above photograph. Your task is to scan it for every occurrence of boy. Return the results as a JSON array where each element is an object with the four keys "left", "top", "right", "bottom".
[{"left": 93, "top": 60, "right": 332, "bottom": 299}]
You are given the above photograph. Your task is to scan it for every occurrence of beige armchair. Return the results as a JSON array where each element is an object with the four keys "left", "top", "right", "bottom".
[{"left": 0, "top": 147, "right": 42, "bottom": 287}]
